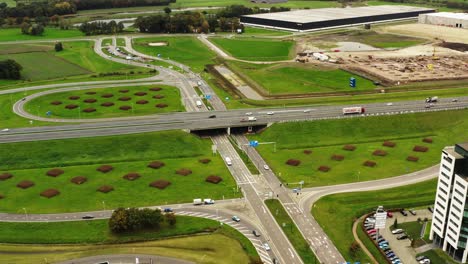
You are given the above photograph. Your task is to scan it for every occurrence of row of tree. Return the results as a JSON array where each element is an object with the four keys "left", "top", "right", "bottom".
[
  {"left": 20, "top": 22, "right": 44, "bottom": 35},
  {"left": 109, "top": 207, "right": 176, "bottom": 233},
  {"left": 79, "top": 21, "right": 125, "bottom": 35},
  {"left": 217, "top": 5, "right": 290, "bottom": 18},
  {"left": 73, "top": 0, "right": 175, "bottom": 10},
  {"left": 0, "top": 60, "right": 22, "bottom": 80}
]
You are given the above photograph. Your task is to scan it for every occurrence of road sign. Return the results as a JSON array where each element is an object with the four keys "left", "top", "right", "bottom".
[
  {"left": 375, "top": 205, "right": 387, "bottom": 229},
  {"left": 46, "top": 111, "right": 52, "bottom": 116},
  {"left": 157, "top": 54, "right": 161, "bottom": 57},
  {"left": 205, "top": 94, "right": 212, "bottom": 100},
  {"left": 249, "top": 140, "right": 259, "bottom": 147},
  {"left": 349, "top": 77, "right": 356, "bottom": 88}
]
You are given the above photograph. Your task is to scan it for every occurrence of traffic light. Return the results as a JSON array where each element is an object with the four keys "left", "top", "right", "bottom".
[{"left": 349, "top": 77, "right": 356, "bottom": 88}]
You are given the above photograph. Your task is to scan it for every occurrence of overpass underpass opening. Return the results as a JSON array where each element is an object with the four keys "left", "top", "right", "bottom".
[{"left": 190, "top": 125, "right": 267, "bottom": 138}]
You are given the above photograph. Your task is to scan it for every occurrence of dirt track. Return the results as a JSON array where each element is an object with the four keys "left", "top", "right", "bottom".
[{"left": 379, "top": 23, "right": 468, "bottom": 44}]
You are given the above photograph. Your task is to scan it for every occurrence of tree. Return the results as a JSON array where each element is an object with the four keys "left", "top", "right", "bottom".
[
  {"left": 0, "top": 59, "right": 23, "bottom": 80},
  {"left": 55, "top": 42, "right": 63, "bottom": 52},
  {"left": 200, "top": 20, "right": 210, "bottom": 33},
  {"left": 165, "top": 212, "right": 176, "bottom": 226},
  {"left": 349, "top": 241, "right": 361, "bottom": 257},
  {"left": 393, "top": 218, "right": 398, "bottom": 229},
  {"left": 164, "top": 7, "right": 171, "bottom": 14},
  {"left": 109, "top": 208, "right": 130, "bottom": 233}
]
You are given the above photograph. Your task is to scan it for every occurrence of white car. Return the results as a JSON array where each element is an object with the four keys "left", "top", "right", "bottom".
[
  {"left": 245, "top": 112, "right": 253, "bottom": 116},
  {"left": 1, "top": 128, "right": 9, "bottom": 132},
  {"left": 263, "top": 165, "right": 270, "bottom": 170},
  {"left": 303, "top": 109, "right": 311, "bottom": 113},
  {"left": 266, "top": 112, "right": 274, "bottom": 115},
  {"left": 386, "top": 102, "right": 393, "bottom": 106},
  {"left": 391, "top": 228, "right": 404, "bottom": 234},
  {"left": 263, "top": 242, "right": 271, "bottom": 251}
]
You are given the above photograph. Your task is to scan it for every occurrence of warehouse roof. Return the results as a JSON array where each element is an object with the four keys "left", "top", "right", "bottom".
[
  {"left": 242, "top": 5, "right": 435, "bottom": 24},
  {"left": 422, "top": 12, "right": 468, "bottom": 20}
]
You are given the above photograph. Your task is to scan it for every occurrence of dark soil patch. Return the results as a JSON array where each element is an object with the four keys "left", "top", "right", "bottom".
[
  {"left": 199, "top": 158, "right": 211, "bottom": 164},
  {"left": 71, "top": 176, "right": 87, "bottom": 185},
  {"left": 438, "top": 42, "right": 468, "bottom": 52},
  {"left": 407, "top": 156, "right": 419, "bottom": 162},
  {"left": 206, "top": 175, "right": 222, "bottom": 184},
  {"left": 118, "top": 96, "right": 131, "bottom": 101},
  {"left": 119, "top": 106, "right": 132, "bottom": 111},
  {"left": 101, "top": 93, "right": 114, "bottom": 98},
  {"left": 97, "top": 165, "right": 113, "bottom": 173},
  {"left": 101, "top": 102, "right": 114, "bottom": 107},
  {"left": 119, "top": 89, "right": 129, "bottom": 93},
  {"left": 286, "top": 159, "right": 301, "bottom": 166},
  {"left": 0, "top": 173, "right": 13, "bottom": 181},
  {"left": 134, "top": 92, "right": 147, "bottom": 96},
  {"left": 363, "top": 160, "right": 377, "bottom": 167},
  {"left": 65, "top": 104, "right": 78, "bottom": 109},
  {"left": 150, "top": 87, "right": 162, "bottom": 91},
  {"left": 97, "top": 185, "right": 114, "bottom": 193},
  {"left": 176, "top": 168, "right": 192, "bottom": 176},
  {"left": 50, "top": 101, "right": 62, "bottom": 105},
  {"left": 148, "top": 161, "right": 165, "bottom": 169},
  {"left": 0, "top": 194, "right": 4, "bottom": 199},
  {"left": 46, "top": 168, "right": 64, "bottom": 177},
  {"left": 40, "top": 189, "right": 60, "bottom": 198},
  {"left": 372, "top": 150, "right": 387, "bottom": 156},
  {"left": 17, "top": 180, "right": 34, "bottom": 189},
  {"left": 123, "top": 172, "right": 141, "bottom": 181},
  {"left": 318, "top": 166, "right": 330, "bottom": 172},
  {"left": 84, "top": 98, "right": 97, "bottom": 103},
  {"left": 331, "top": 154, "right": 344, "bottom": 161},
  {"left": 136, "top": 100, "right": 148, "bottom": 104},
  {"left": 343, "top": 145, "right": 356, "bottom": 151},
  {"left": 383, "top": 141, "right": 396, "bottom": 147},
  {"left": 149, "top": 180, "right": 171, "bottom": 189},
  {"left": 156, "top": 103, "right": 168, "bottom": 108},
  {"left": 85, "top": 91, "right": 96, "bottom": 95},
  {"left": 413, "top": 146, "right": 429, "bottom": 152},
  {"left": 83, "top": 108, "right": 96, "bottom": 113},
  {"left": 153, "top": 95, "right": 165, "bottom": 99},
  {"left": 303, "top": 150, "right": 312, "bottom": 155},
  {"left": 423, "top": 138, "right": 433, "bottom": 143},
  {"left": 68, "top": 96, "right": 80, "bottom": 100}
]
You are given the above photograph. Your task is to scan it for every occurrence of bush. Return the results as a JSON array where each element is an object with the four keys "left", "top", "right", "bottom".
[
  {"left": 46, "top": 168, "right": 64, "bottom": 177},
  {"left": 69, "top": 96, "right": 80, "bottom": 100},
  {"left": 135, "top": 92, "right": 147, "bottom": 96},
  {"left": 0, "top": 59, "right": 23, "bottom": 80},
  {"left": 85, "top": 91, "right": 96, "bottom": 95},
  {"left": 156, "top": 103, "right": 168, "bottom": 108},
  {"left": 97, "top": 165, "right": 113, "bottom": 173},
  {"left": 109, "top": 207, "right": 164, "bottom": 234},
  {"left": 119, "top": 106, "right": 132, "bottom": 111},
  {"left": 97, "top": 185, "right": 114, "bottom": 193},
  {"left": 206, "top": 175, "right": 222, "bottom": 184},
  {"left": 303, "top": 149, "right": 312, "bottom": 155},
  {"left": 413, "top": 146, "right": 429, "bottom": 152},
  {"left": 65, "top": 104, "right": 78, "bottom": 109},
  {"left": 407, "top": 156, "right": 419, "bottom": 162},
  {"left": 102, "top": 93, "right": 114, "bottom": 98},
  {"left": 286, "top": 159, "right": 301, "bottom": 166},
  {"left": 165, "top": 213, "right": 176, "bottom": 226},
  {"left": 136, "top": 100, "right": 148, "bottom": 104},
  {"left": 343, "top": 145, "right": 356, "bottom": 151},
  {"left": 148, "top": 161, "right": 165, "bottom": 169},
  {"left": 84, "top": 98, "right": 97, "bottom": 103},
  {"left": 150, "top": 87, "right": 162, "bottom": 91},
  {"left": 383, "top": 141, "right": 396, "bottom": 147},
  {"left": 318, "top": 166, "right": 330, "bottom": 172},
  {"left": 176, "top": 168, "right": 192, "bottom": 176},
  {"left": 363, "top": 160, "right": 377, "bottom": 167},
  {"left": 101, "top": 102, "right": 114, "bottom": 107},
  {"left": 149, "top": 180, "right": 171, "bottom": 189},
  {"left": 119, "top": 89, "right": 129, "bottom": 93},
  {"left": 17, "top": 180, "right": 34, "bottom": 189},
  {"left": 331, "top": 154, "right": 344, "bottom": 161},
  {"left": 423, "top": 138, "right": 433, "bottom": 143},
  {"left": 40, "top": 189, "right": 60, "bottom": 198},
  {"left": 153, "top": 95, "right": 165, "bottom": 99},
  {"left": 55, "top": 42, "right": 63, "bottom": 52},
  {"left": 83, "top": 108, "right": 96, "bottom": 113},
  {"left": 123, "top": 172, "right": 141, "bottom": 181},
  {"left": 199, "top": 158, "right": 211, "bottom": 164},
  {"left": 50, "top": 101, "right": 62, "bottom": 105},
  {"left": 0, "top": 172, "right": 13, "bottom": 181},
  {"left": 71, "top": 176, "right": 87, "bottom": 185},
  {"left": 118, "top": 96, "right": 131, "bottom": 101},
  {"left": 372, "top": 150, "right": 387, "bottom": 156}
]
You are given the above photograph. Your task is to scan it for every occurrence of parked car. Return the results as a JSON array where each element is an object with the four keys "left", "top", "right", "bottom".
[
  {"left": 416, "top": 256, "right": 428, "bottom": 261},
  {"left": 163, "top": 208, "right": 173, "bottom": 213},
  {"left": 392, "top": 229, "right": 404, "bottom": 234},
  {"left": 387, "top": 211, "right": 393, "bottom": 218},
  {"left": 392, "top": 259, "right": 402, "bottom": 264},
  {"left": 232, "top": 216, "right": 240, "bottom": 222},
  {"left": 367, "top": 229, "right": 376, "bottom": 234},
  {"left": 397, "top": 234, "right": 408, "bottom": 240},
  {"left": 409, "top": 209, "right": 417, "bottom": 215},
  {"left": 263, "top": 242, "right": 271, "bottom": 251},
  {"left": 428, "top": 206, "right": 434, "bottom": 213},
  {"left": 419, "top": 259, "right": 430, "bottom": 264},
  {"left": 365, "top": 226, "right": 373, "bottom": 231},
  {"left": 400, "top": 209, "right": 408, "bottom": 216},
  {"left": 252, "top": 230, "right": 261, "bottom": 237}
]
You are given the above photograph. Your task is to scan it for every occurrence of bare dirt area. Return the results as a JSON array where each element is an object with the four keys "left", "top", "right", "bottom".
[{"left": 380, "top": 23, "right": 468, "bottom": 44}]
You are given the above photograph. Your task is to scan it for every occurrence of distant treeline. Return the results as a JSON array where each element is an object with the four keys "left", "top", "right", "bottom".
[
  {"left": 0, "top": 60, "right": 22, "bottom": 80},
  {"left": 79, "top": 20, "right": 125, "bottom": 35},
  {"left": 72, "top": 0, "right": 175, "bottom": 10}
]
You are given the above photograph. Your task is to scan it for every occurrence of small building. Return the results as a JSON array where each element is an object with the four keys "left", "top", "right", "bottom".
[
  {"left": 250, "top": 0, "right": 287, "bottom": 3},
  {"left": 419, "top": 12, "right": 468, "bottom": 29}
]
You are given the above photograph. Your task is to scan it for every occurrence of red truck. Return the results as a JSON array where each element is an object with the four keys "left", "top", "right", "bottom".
[{"left": 342, "top": 107, "right": 365, "bottom": 115}]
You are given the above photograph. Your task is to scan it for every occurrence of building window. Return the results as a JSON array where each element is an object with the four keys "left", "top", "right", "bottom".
[
  {"left": 439, "top": 187, "right": 448, "bottom": 195},
  {"left": 456, "top": 181, "right": 465, "bottom": 190},
  {"left": 453, "top": 204, "right": 462, "bottom": 213},
  {"left": 450, "top": 219, "right": 459, "bottom": 228},
  {"left": 437, "top": 201, "right": 446, "bottom": 210},
  {"left": 444, "top": 155, "right": 453, "bottom": 163},
  {"left": 440, "top": 179, "right": 449, "bottom": 188},
  {"left": 451, "top": 211, "right": 460, "bottom": 221},
  {"left": 438, "top": 194, "right": 447, "bottom": 203},
  {"left": 455, "top": 188, "right": 464, "bottom": 197},
  {"left": 443, "top": 164, "right": 451, "bottom": 172},
  {"left": 441, "top": 171, "right": 450, "bottom": 180},
  {"left": 454, "top": 196, "right": 463, "bottom": 206}
]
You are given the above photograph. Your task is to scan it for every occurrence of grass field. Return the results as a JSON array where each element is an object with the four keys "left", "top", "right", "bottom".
[
  {"left": 228, "top": 61, "right": 376, "bottom": 94},
  {"left": 242, "top": 27, "right": 292, "bottom": 36},
  {"left": 249, "top": 109, "right": 468, "bottom": 187},
  {"left": 133, "top": 36, "right": 217, "bottom": 72},
  {"left": 417, "top": 248, "right": 459, "bottom": 264},
  {"left": 210, "top": 37, "right": 294, "bottom": 61},
  {"left": 0, "top": 131, "right": 239, "bottom": 213},
  {"left": 25, "top": 85, "right": 184, "bottom": 119},
  {"left": 265, "top": 199, "right": 318, "bottom": 263},
  {"left": 312, "top": 179, "right": 437, "bottom": 262},
  {"left": 0, "top": 27, "right": 83, "bottom": 42},
  {"left": 398, "top": 221, "right": 426, "bottom": 240}
]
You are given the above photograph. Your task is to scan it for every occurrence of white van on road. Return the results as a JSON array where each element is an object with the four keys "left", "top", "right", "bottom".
[{"left": 225, "top": 157, "right": 232, "bottom": 166}]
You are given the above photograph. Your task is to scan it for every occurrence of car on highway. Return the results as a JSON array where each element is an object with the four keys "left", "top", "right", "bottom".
[
  {"left": 452, "top": 99, "right": 458, "bottom": 102},
  {"left": 163, "top": 208, "right": 173, "bottom": 213},
  {"left": 266, "top": 111, "right": 274, "bottom": 115},
  {"left": 386, "top": 102, "right": 393, "bottom": 106},
  {"left": 263, "top": 242, "right": 271, "bottom": 251},
  {"left": 252, "top": 230, "right": 261, "bottom": 237},
  {"left": 391, "top": 229, "right": 404, "bottom": 234},
  {"left": 82, "top": 215, "right": 94, "bottom": 219},
  {"left": 1, "top": 128, "right": 9, "bottom": 132},
  {"left": 208, "top": 114, "right": 216, "bottom": 118},
  {"left": 303, "top": 109, "right": 311, "bottom": 113},
  {"left": 263, "top": 164, "right": 270, "bottom": 170},
  {"left": 245, "top": 112, "right": 252, "bottom": 116},
  {"left": 397, "top": 234, "right": 408, "bottom": 240},
  {"left": 232, "top": 216, "right": 240, "bottom": 222}
]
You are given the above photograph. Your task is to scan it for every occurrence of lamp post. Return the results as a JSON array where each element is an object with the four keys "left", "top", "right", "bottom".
[
  {"left": 22, "top": 207, "right": 28, "bottom": 221},
  {"left": 102, "top": 201, "right": 106, "bottom": 211}
]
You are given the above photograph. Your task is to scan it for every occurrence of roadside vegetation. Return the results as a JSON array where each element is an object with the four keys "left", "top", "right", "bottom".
[{"left": 0, "top": 27, "right": 83, "bottom": 42}]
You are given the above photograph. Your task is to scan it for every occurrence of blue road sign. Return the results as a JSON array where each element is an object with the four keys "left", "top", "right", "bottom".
[
  {"left": 205, "top": 94, "right": 212, "bottom": 100},
  {"left": 349, "top": 77, "right": 356, "bottom": 88},
  {"left": 46, "top": 111, "right": 52, "bottom": 116},
  {"left": 249, "top": 140, "right": 259, "bottom": 147},
  {"left": 157, "top": 54, "right": 161, "bottom": 57}
]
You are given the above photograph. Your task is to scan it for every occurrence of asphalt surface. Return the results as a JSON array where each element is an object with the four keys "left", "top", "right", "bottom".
[{"left": 57, "top": 254, "right": 194, "bottom": 264}]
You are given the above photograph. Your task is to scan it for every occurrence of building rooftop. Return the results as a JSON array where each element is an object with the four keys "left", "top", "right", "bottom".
[
  {"left": 455, "top": 143, "right": 468, "bottom": 158},
  {"left": 422, "top": 12, "right": 468, "bottom": 20},
  {"left": 242, "top": 5, "right": 435, "bottom": 24}
]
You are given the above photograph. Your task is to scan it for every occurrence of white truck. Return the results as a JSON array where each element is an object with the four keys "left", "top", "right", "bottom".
[
  {"left": 425, "top": 96, "right": 438, "bottom": 103},
  {"left": 193, "top": 198, "right": 203, "bottom": 205},
  {"left": 342, "top": 107, "right": 365, "bottom": 115},
  {"left": 196, "top": 100, "right": 202, "bottom": 108},
  {"left": 204, "top": 199, "right": 215, "bottom": 204},
  {"left": 241, "top": 116, "right": 257, "bottom": 122}
]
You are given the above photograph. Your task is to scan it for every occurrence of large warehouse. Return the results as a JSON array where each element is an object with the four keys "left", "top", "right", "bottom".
[
  {"left": 419, "top": 12, "right": 468, "bottom": 29},
  {"left": 241, "top": 5, "right": 435, "bottom": 31}
]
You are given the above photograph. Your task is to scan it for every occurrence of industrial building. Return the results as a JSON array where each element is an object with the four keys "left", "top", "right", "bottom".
[
  {"left": 419, "top": 12, "right": 468, "bottom": 29},
  {"left": 430, "top": 143, "right": 468, "bottom": 263},
  {"left": 241, "top": 5, "right": 435, "bottom": 31}
]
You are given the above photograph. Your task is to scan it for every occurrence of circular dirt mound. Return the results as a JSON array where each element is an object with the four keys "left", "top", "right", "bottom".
[
  {"left": 148, "top": 161, "right": 165, "bottom": 169},
  {"left": 119, "top": 105, "right": 132, "bottom": 111},
  {"left": 303, "top": 150, "right": 312, "bottom": 155},
  {"left": 176, "top": 168, "right": 192, "bottom": 176},
  {"left": 97, "top": 165, "right": 113, "bottom": 173},
  {"left": 413, "top": 146, "right": 429, "bottom": 152},
  {"left": 119, "top": 89, "right": 129, "bottom": 93},
  {"left": 423, "top": 138, "right": 433, "bottom": 143},
  {"left": 407, "top": 156, "right": 419, "bottom": 162},
  {"left": 46, "top": 168, "right": 64, "bottom": 177},
  {"left": 83, "top": 108, "right": 96, "bottom": 113},
  {"left": 69, "top": 96, "right": 80, "bottom": 100},
  {"left": 150, "top": 87, "right": 162, "bottom": 91},
  {"left": 136, "top": 100, "right": 148, "bottom": 104},
  {"left": 97, "top": 185, "right": 114, "bottom": 193},
  {"left": 0, "top": 173, "right": 13, "bottom": 181},
  {"left": 372, "top": 150, "right": 387, "bottom": 156},
  {"left": 363, "top": 160, "right": 377, "bottom": 167},
  {"left": 383, "top": 141, "right": 396, "bottom": 147},
  {"left": 123, "top": 172, "right": 141, "bottom": 181},
  {"left": 84, "top": 98, "right": 97, "bottom": 103},
  {"left": 318, "top": 166, "right": 331, "bottom": 172},
  {"left": 85, "top": 91, "right": 96, "bottom": 95},
  {"left": 286, "top": 159, "right": 301, "bottom": 166},
  {"left": 40, "top": 189, "right": 60, "bottom": 198},
  {"left": 17, "top": 180, "right": 34, "bottom": 189},
  {"left": 343, "top": 145, "right": 356, "bottom": 151},
  {"left": 199, "top": 158, "right": 211, "bottom": 164},
  {"left": 206, "top": 175, "right": 222, "bottom": 184},
  {"left": 102, "top": 93, "right": 114, "bottom": 98},
  {"left": 71, "top": 176, "right": 87, "bottom": 185},
  {"left": 331, "top": 154, "right": 344, "bottom": 161},
  {"left": 149, "top": 180, "right": 171, "bottom": 189},
  {"left": 156, "top": 103, "right": 168, "bottom": 108},
  {"left": 65, "top": 104, "right": 78, "bottom": 109},
  {"left": 153, "top": 95, "right": 165, "bottom": 99},
  {"left": 134, "top": 92, "right": 147, "bottom": 96},
  {"left": 101, "top": 102, "right": 114, "bottom": 107},
  {"left": 118, "top": 97, "right": 131, "bottom": 101},
  {"left": 50, "top": 101, "right": 62, "bottom": 105}
]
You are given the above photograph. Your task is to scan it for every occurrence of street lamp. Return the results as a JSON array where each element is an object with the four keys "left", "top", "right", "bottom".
[
  {"left": 102, "top": 201, "right": 106, "bottom": 211},
  {"left": 22, "top": 207, "right": 28, "bottom": 220}
]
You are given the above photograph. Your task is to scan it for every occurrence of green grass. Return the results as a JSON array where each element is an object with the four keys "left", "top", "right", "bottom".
[
  {"left": 228, "top": 136, "right": 260, "bottom": 175},
  {"left": 133, "top": 36, "right": 217, "bottom": 72},
  {"left": 241, "top": 27, "right": 292, "bottom": 36},
  {"left": 312, "top": 179, "right": 437, "bottom": 262},
  {"left": 398, "top": 221, "right": 425, "bottom": 240},
  {"left": 25, "top": 85, "right": 184, "bottom": 119},
  {"left": 417, "top": 248, "right": 459, "bottom": 264},
  {"left": 117, "top": 37, "right": 126, "bottom": 47},
  {"left": 228, "top": 61, "right": 376, "bottom": 94},
  {"left": 0, "top": 27, "right": 83, "bottom": 42},
  {"left": 210, "top": 37, "right": 294, "bottom": 61},
  {"left": 0, "top": 131, "right": 240, "bottom": 213},
  {"left": 102, "top": 38, "right": 113, "bottom": 46},
  {"left": 249, "top": 109, "right": 468, "bottom": 187},
  {"left": 265, "top": 199, "right": 318, "bottom": 263}
]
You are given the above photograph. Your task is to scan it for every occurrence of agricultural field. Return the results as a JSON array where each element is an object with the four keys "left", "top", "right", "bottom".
[
  {"left": 0, "top": 27, "right": 83, "bottom": 42},
  {"left": 0, "top": 131, "right": 239, "bottom": 213},
  {"left": 210, "top": 37, "right": 295, "bottom": 61},
  {"left": 312, "top": 179, "right": 437, "bottom": 262},
  {"left": 25, "top": 85, "right": 184, "bottom": 119},
  {"left": 249, "top": 109, "right": 468, "bottom": 187},
  {"left": 228, "top": 61, "right": 376, "bottom": 95},
  {"left": 133, "top": 36, "right": 217, "bottom": 72}
]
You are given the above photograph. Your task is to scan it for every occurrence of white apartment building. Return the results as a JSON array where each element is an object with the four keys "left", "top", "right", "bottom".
[{"left": 430, "top": 143, "right": 468, "bottom": 262}]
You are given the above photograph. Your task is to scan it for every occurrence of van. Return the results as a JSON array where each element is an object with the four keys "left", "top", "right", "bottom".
[
  {"left": 204, "top": 199, "right": 214, "bottom": 204},
  {"left": 225, "top": 157, "right": 232, "bottom": 166},
  {"left": 196, "top": 100, "right": 202, "bottom": 108}
]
